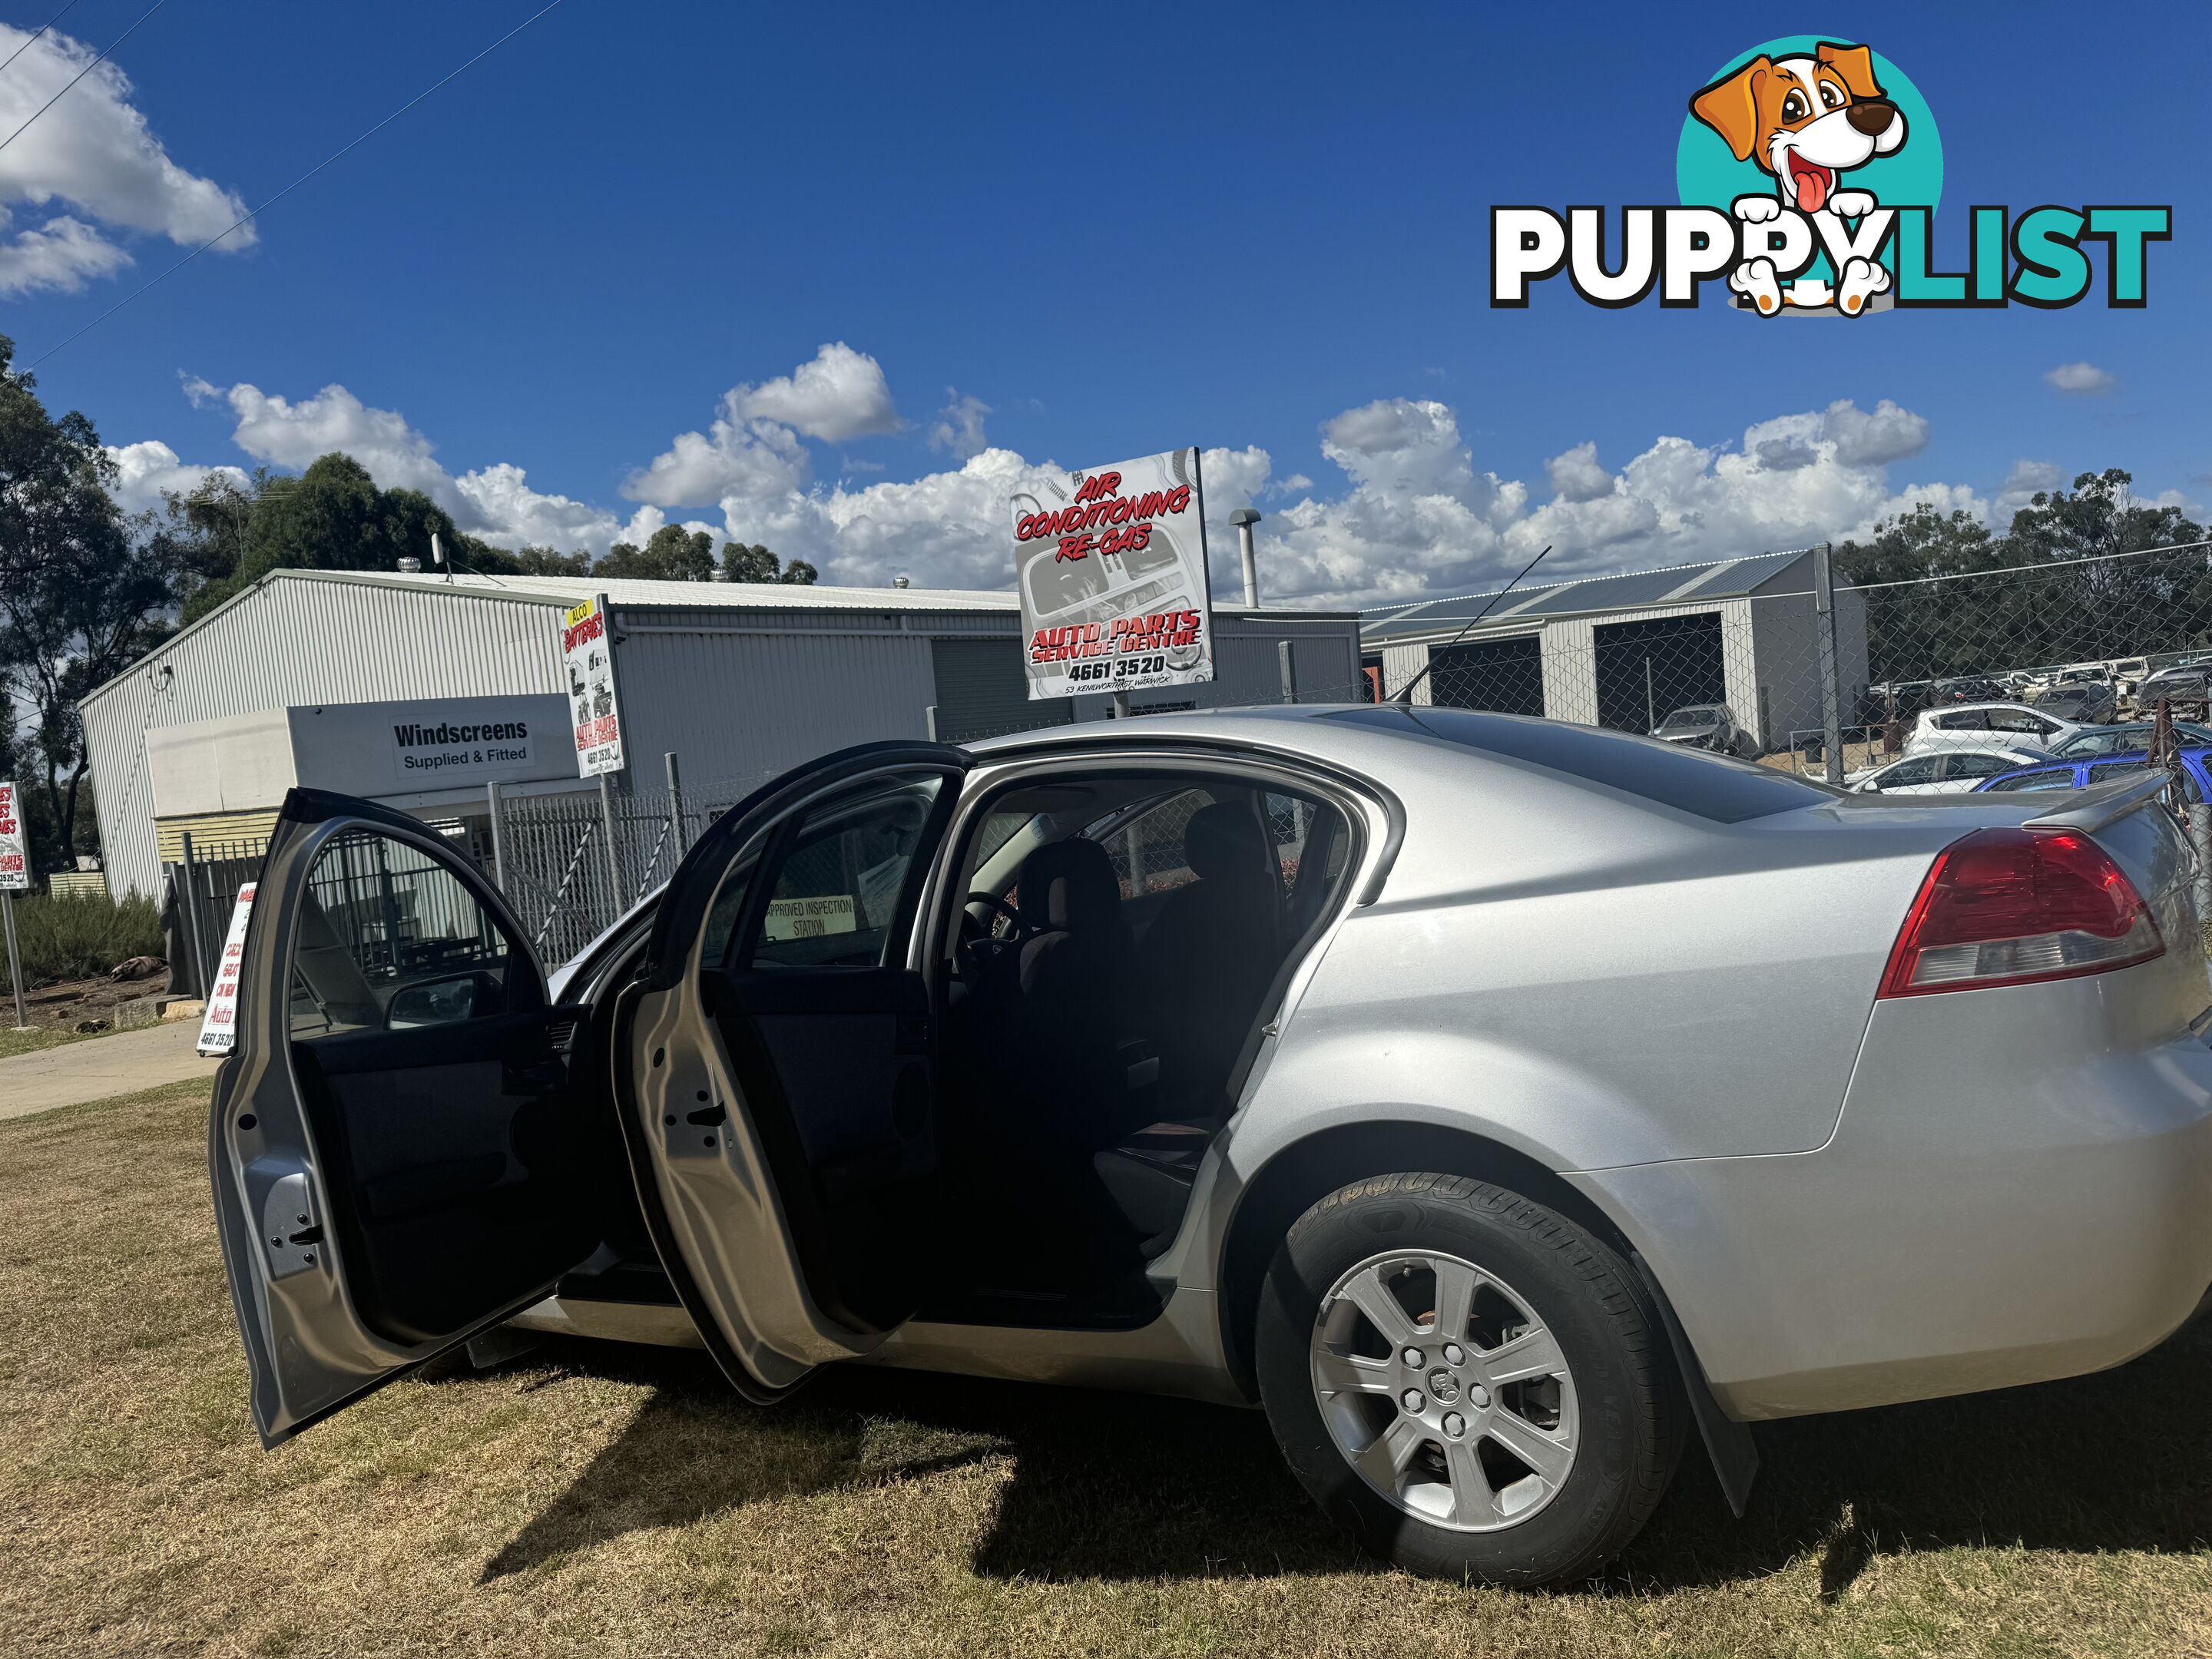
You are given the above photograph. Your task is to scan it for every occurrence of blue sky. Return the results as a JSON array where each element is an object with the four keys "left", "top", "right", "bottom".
[{"left": 6, "top": 0, "right": 2206, "bottom": 604}]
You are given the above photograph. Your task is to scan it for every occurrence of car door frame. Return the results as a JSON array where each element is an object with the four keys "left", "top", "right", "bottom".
[
  {"left": 209, "top": 787, "right": 588, "bottom": 1446},
  {"left": 611, "top": 740, "right": 971, "bottom": 1404}
]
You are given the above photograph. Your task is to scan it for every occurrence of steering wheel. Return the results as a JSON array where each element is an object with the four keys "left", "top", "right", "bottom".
[
  {"left": 965, "top": 891, "right": 1030, "bottom": 939},
  {"left": 957, "top": 891, "right": 1031, "bottom": 979}
]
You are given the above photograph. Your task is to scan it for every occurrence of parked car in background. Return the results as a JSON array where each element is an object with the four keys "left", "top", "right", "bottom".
[
  {"left": 204, "top": 708, "right": 2212, "bottom": 1588},
  {"left": 1651, "top": 703, "right": 1757, "bottom": 758},
  {"left": 2037, "top": 680, "right": 2121, "bottom": 726},
  {"left": 1976, "top": 747, "right": 2211, "bottom": 801},
  {"left": 2134, "top": 667, "right": 2212, "bottom": 710},
  {"left": 2050, "top": 721, "right": 2212, "bottom": 760},
  {"left": 1905, "top": 702, "right": 2085, "bottom": 756},
  {"left": 1850, "top": 745, "right": 2051, "bottom": 796},
  {"left": 1930, "top": 675, "right": 2008, "bottom": 706}
]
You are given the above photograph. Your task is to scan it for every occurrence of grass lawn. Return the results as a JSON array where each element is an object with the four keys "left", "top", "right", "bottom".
[{"left": 3, "top": 1081, "right": 2210, "bottom": 1657}]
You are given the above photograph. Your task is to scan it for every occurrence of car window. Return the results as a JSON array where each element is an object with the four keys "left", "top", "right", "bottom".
[
  {"left": 1944, "top": 752, "right": 2018, "bottom": 779},
  {"left": 2082, "top": 759, "right": 2203, "bottom": 803},
  {"left": 1935, "top": 710, "right": 1987, "bottom": 731},
  {"left": 1983, "top": 767, "right": 2079, "bottom": 793},
  {"left": 1987, "top": 710, "right": 2056, "bottom": 736},
  {"left": 1330, "top": 706, "right": 1832, "bottom": 823},
  {"left": 1876, "top": 756, "right": 1941, "bottom": 787},
  {"left": 290, "top": 827, "right": 518, "bottom": 1039},
  {"left": 750, "top": 771, "right": 943, "bottom": 970},
  {"left": 1091, "top": 787, "right": 1214, "bottom": 898}
]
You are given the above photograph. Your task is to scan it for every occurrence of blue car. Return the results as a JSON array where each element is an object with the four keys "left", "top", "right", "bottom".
[{"left": 1975, "top": 747, "right": 2212, "bottom": 800}]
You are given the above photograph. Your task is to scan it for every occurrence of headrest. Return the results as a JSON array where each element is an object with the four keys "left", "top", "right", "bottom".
[
  {"left": 1018, "top": 837, "right": 1121, "bottom": 932},
  {"left": 1185, "top": 800, "right": 1270, "bottom": 884}
]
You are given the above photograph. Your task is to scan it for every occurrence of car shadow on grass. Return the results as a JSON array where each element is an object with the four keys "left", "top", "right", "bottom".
[{"left": 479, "top": 1318, "right": 2212, "bottom": 1588}]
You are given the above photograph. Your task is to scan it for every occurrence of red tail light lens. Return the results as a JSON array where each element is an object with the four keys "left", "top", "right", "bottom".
[{"left": 1878, "top": 827, "right": 2164, "bottom": 998}]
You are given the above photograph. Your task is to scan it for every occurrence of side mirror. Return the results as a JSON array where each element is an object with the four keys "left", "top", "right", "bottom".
[{"left": 388, "top": 975, "right": 478, "bottom": 1028}]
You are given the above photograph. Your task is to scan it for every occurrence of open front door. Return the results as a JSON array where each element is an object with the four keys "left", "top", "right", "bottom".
[
  {"left": 209, "top": 789, "right": 598, "bottom": 1445},
  {"left": 617, "top": 741, "right": 968, "bottom": 1402}
]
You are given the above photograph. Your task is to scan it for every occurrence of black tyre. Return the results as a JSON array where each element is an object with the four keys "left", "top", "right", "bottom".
[{"left": 1254, "top": 1172, "right": 1684, "bottom": 1584}]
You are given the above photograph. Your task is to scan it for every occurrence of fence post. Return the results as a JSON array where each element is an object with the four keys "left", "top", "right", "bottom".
[
  {"left": 485, "top": 780, "right": 508, "bottom": 893},
  {"left": 3, "top": 889, "right": 26, "bottom": 1029},
  {"left": 664, "top": 750, "right": 687, "bottom": 859},
  {"left": 1278, "top": 639, "right": 1299, "bottom": 704},
  {"left": 925, "top": 704, "right": 939, "bottom": 741},
  {"left": 177, "top": 832, "right": 210, "bottom": 998},
  {"left": 597, "top": 773, "right": 623, "bottom": 919},
  {"left": 1813, "top": 541, "right": 1845, "bottom": 785}
]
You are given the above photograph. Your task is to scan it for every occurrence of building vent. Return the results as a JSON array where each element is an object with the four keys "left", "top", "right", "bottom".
[{"left": 397, "top": 556, "right": 422, "bottom": 573}]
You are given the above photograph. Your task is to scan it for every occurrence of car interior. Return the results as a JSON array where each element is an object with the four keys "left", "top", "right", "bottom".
[{"left": 927, "top": 768, "right": 1354, "bottom": 1325}]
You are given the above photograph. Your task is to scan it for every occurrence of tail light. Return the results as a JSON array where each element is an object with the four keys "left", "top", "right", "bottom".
[{"left": 1878, "top": 827, "right": 2164, "bottom": 998}]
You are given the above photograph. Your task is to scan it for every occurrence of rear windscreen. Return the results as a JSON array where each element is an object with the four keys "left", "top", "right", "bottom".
[{"left": 1325, "top": 705, "right": 1833, "bottom": 823}]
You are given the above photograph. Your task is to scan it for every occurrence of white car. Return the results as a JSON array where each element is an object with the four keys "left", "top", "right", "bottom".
[
  {"left": 1850, "top": 745, "right": 2051, "bottom": 796},
  {"left": 1905, "top": 702, "right": 2087, "bottom": 757}
]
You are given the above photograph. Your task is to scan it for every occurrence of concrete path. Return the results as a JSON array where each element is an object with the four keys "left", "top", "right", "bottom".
[{"left": 0, "top": 1020, "right": 214, "bottom": 1123}]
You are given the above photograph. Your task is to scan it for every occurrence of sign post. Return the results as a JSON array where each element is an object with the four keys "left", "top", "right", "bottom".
[
  {"left": 1010, "top": 446, "right": 1215, "bottom": 708},
  {"left": 0, "top": 780, "right": 28, "bottom": 1028}
]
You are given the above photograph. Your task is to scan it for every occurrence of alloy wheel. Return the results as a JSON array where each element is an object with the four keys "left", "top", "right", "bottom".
[{"left": 1309, "top": 1249, "right": 1579, "bottom": 1532}]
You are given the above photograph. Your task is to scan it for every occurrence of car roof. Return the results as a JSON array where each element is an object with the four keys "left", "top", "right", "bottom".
[{"left": 1919, "top": 700, "right": 2065, "bottom": 719}]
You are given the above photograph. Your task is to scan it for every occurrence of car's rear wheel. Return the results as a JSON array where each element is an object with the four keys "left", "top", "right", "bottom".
[{"left": 1254, "top": 1171, "right": 1683, "bottom": 1584}]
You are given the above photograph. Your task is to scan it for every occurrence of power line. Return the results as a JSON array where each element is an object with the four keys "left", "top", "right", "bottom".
[
  {"left": 28, "top": 0, "right": 564, "bottom": 371},
  {"left": 0, "top": 0, "right": 164, "bottom": 161},
  {"left": 0, "top": 1, "right": 84, "bottom": 81}
]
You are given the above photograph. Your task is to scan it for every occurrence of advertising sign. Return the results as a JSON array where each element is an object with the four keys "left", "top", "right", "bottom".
[
  {"left": 0, "top": 779, "right": 26, "bottom": 891},
  {"left": 196, "top": 881, "right": 257, "bottom": 1056},
  {"left": 389, "top": 710, "right": 537, "bottom": 783},
  {"left": 1009, "top": 446, "right": 1214, "bottom": 701},
  {"left": 561, "top": 595, "right": 626, "bottom": 775}
]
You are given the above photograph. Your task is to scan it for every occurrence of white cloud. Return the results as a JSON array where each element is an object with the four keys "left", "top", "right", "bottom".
[
  {"left": 0, "top": 24, "right": 247, "bottom": 293},
  {"left": 1545, "top": 442, "right": 1614, "bottom": 502},
  {"left": 1820, "top": 397, "right": 1929, "bottom": 466},
  {"left": 926, "top": 390, "right": 991, "bottom": 460},
  {"left": 0, "top": 210, "right": 129, "bottom": 295},
  {"left": 102, "top": 439, "right": 247, "bottom": 515},
  {"left": 729, "top": 342, "right": 899, "bottom": 442},
  {"left": 177, "top": 376, "right": 664, "bottom": 553},
  {"left": 621, "top": 414, "right": 807, "bottom": 508},
  {"left": 2046, "top": 361, "right": 2117, "bottom": 396}
]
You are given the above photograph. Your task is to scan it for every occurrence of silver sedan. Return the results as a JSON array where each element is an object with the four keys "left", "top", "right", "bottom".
[{"left": 207, "top": 704, "right": 2212, "bottom": 1586}]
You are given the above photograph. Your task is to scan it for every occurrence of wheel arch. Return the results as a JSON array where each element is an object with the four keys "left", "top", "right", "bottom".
[
  {"left": 1216, "top": 1119, "right": 1645, "bottom": 1399},
  {"left": 1213, "top": 1117, "right": 1760, "bottom": 1514}
]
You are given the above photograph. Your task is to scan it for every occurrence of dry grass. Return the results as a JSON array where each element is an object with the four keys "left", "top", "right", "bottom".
[{"left": 5, "top": 1082, "right": 2211, "bottom": 1658}]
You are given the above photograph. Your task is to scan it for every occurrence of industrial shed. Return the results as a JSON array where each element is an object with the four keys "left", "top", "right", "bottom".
[
  {"left": 1361, "top": 549, "right": 1869, "bottom": 753},
  {"left": 81, "top": 568, "right": 1362, "bottom": 899}
]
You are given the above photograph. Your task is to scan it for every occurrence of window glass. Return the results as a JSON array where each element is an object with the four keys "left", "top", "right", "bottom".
[
  {"left": 1936, "top": 710, "right": 1986, "bottom": 731},
  {"left": 1091, "top": 787, "right": 1214, "bottom": 899},
  {"left": 1264, "top": 790, "right": 1327, "bottom": 890},
  {"left": 1326, "top": 707, "right": 1830, "bottom": 823},
  {"left": 1988, "top": 710, "right": 2057, "bottom": 736},
  {"left": 1876, "top": 757, "right": 1940, "bottom": 787},
  {"left": 1945, "top": 752, "right": 2018, "bottom": 778},
  {"left": 1984, "top": 768, "right": 2078, "bottom": 793},
  {"left": 751, "top": 773, "right": 942, "bottom": 969},
  {"left": 290, "top": 828, "right": 516, "bottom": 1039},
  {"left": 701, "top": 848, "right": 761, "bottom": 972}
]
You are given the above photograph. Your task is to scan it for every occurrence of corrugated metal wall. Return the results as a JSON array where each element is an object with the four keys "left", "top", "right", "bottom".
[
  {"left": 83, "top": 575, "right": 1367, "bottom": 897},
  {"left": 929, "top": 637, "right": 1071, "bottom": 741},
  {"left": 82, "top": 578, "right": 570, "bottom": 896}
]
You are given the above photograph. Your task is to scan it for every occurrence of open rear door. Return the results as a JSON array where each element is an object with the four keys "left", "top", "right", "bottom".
[
  {"left": 615, "top": 741, "right": 968, "bottom": 1402},
  {"left": 209, "top": 789, "right": 598, "bottom": 1445}
]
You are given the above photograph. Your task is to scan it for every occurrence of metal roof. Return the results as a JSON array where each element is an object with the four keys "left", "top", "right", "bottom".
[
  {"left": 1361, "top": 548, "right": 1813, "bottom": 642},
  {"left": 335, "top": 568, "right": 1023, "bottom": 612}
]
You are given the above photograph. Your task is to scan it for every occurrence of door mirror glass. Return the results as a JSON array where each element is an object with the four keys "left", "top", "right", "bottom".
[
  {"left": 750, "top": 773, "right": 945, "bottom": 969},
  {"left": 289, "top": 827, "right": 518, "bottom": 1038}
]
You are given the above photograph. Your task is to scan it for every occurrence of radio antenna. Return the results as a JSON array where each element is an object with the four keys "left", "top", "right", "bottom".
[{"left": 1392, "top": 545, "right": 1554, "bottom": 704}]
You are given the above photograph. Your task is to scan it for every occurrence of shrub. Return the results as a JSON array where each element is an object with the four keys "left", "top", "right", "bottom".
[{"left": 0, "top": 892, "right": 164, "bottom": 991}]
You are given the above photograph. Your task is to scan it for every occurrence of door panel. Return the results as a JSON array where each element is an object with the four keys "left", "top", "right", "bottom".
[
  {"left": 617, "top": 743, "right": 967, "bottom": 1400},
  {"left": 208, "top": 790, "right": 597, "bottom": 1446}
]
